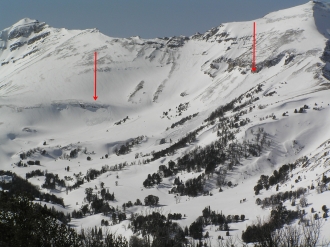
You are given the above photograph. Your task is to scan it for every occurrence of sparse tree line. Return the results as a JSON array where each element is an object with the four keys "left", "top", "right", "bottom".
[
  {"left": 123, "top": 198, "right": 143, "bottom": 208},
  {"left": 19, "top": 147, "right": 46, "bottom": 160},
  {"left": 60, "top": 146, "right": 84, "bottom": 160},
  {"left": 294, "top": 104, "right": 309, "bottom": 114},
  {"left": 168, "top": 213, "right": 182, "bottom": 220},
  {"left": 25, "top": 168, "right": 44, "bottom": 179},
  {"left": 114, "top": 116, "right": 129, "bottom": 125},
  {"left": 153, "top": 105, "right": 270, "bottom": 181},
  {"left": 169, "top": 112, "right": 199, "bottom": 129},
  {"left": 205, "top": 83, "right": 263, "bottom": 123},
  {"left": 75, "top": 186, "right": 115, "bottom": 217},
  {"left": 115, "top": 135, "right": 145, "bottom": 156},
  {"left": 152, "top": 88, "right": 263, "bottom": 162},
  {"left": 31, "top": 161, "right": 129, "bottom": 199},
  {"left": 16, "top": 159, "right": 41, "bottom": 167},
  {"left": 255, "top": 187, "right": 307, "bottom": 209},
  {"left": 74, "top": 194, "right": 161, "bottom": 225},
  {"left": 311, "top": 205, "right": 329, "bottom": 219},
  {"left": 148, "top": 127, "right": 270, "bottom": 197},
  {"left": 123, "top": 195, "right": 160, "bottom": 210},
  {"left": 143, "top": 128, "right": 270, "bottom": 197},
  {"left": 152, "top": 126, "right": 205, "bottom": 160}
]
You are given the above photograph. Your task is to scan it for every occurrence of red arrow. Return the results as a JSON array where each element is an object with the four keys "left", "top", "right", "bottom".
[
  {"left": 93, "top": 51, "right": 98, "bottom": 100},
  {"left": 251, "top": 22, "right": 257, "bottom": 72}
]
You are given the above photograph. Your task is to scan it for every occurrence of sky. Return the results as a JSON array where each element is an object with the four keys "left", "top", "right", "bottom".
[{"left": 1, "top": 0, "right": 329, "bottom": 39}]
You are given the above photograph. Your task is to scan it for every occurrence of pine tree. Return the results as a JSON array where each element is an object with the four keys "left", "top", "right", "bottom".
[
  {"left": 98, "top": 228, "right": 102, "bottom": 240},
  {"left": 184, "top": 226, "right": 189, "bottom": 236}
]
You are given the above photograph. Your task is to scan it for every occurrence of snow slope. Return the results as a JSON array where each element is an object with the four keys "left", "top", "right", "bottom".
[{"left": 1, "top": 1, "right": 330, "bottom": 244}]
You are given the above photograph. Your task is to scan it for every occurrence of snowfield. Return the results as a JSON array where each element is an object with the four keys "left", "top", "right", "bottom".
[{"left": 1, "top": 1, "right": 330, "bottom": 245}]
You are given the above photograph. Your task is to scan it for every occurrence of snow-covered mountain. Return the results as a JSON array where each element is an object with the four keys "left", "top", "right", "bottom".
[{"left": 1, "top": 1, "right": 330, "bottom": 245}]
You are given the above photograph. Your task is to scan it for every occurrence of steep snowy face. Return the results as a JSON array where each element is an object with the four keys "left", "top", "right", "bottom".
[
  {"left": 197, "top": 1, "right": 328, "bottom": 75},
  {"left": 0, "top": 2, "right": 330, "bottom": 108}
]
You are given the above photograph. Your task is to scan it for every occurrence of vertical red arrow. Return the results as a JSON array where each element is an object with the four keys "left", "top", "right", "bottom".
[
  {"left": 93, "top": 51, "right": 98, "bottom": 100},
  {"left": 251, "top": 22, "right": 257, "bottom": 72}
]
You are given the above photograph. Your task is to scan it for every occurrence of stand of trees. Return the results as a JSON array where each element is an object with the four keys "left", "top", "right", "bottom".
[
  {"left": 131, "top": 212, "right": 186, "bottom": 246},
  {"left": 143, "top": 173, "right": 162, "bottom": 187},
  {"left": 168, "top": 213, "right": 182, "bottom": 220},
  {"left": 152, "top": 126, "right": 204, "bottom": 160},
  {"left": 255, "top": 187, "right": 307, "bottom": 208},
  {"left": 26, "top": 169, "right": 44, "bottom": 179},
  {"left": 19, "top": 147, "right": 46, "bottom": 160},
  {"left": 42, "top": 172, "right": 66, "bottom": 189},
  {"left": 242, "top": 203, "right": 330, "bottom": 247},
  {"left": 170, "top": 113, "right": 199, "bottom": 129},
  {"left": 82, "top": 187, "right": 115, "bottom": 216},
  {"left": 0, "top": 192, "right": 128, "bottom": 246},
  {"left": 0, "top": 192, "right": 78, "bottom": 246},
  {"left": 242, "top": 203, "right": 299, "bottom": 243},
  {"left": 205, "top": 83, "right": 262, "bottom": 123},
  {"left": 254, "top": 163, "right": 298, "bottom": 195},
  {"left": 0, "top": 170, "right": 64, "bottom": 207},
  {"left": 188, "top": 206, "right": 244, "bottom": 240},
  {"left": 170, "top": 174, "right": 205, "bottom": 197},
  {"left": 115, "top": 136, "right": 145, "bottom": 156},
  {"left": 153, "top": 125, "right": 268, "bottom": 183},
  {"left": 70, "top": 148, "right": 79, "bottom": 158},
  {"left": 151, "top": 84, "right": 265, "bottom": 185},
  {"left": 144, "top": 195, "right": 159, "bottom": 206}
]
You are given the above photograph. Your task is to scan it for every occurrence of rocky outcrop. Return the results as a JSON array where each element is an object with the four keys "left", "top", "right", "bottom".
[
  {"left": 321, "top": 40, "right": 330, "bottom": 63},
  {"left": 284, "top": 54, "right": 295, "bottom": 65},
  {"left": 27, "top": 32, "right": 50, "bottom": 45},
  {"left": 209, "top": 52, "right": 288, "bottom": 74},
  {"left": 321, "top": 40, "right": 330, "bottom": 80},
  {"left": 191, "top": 25, "right": 231, "bottom": 42},
  {"left": 8, "top": 21, "right": 46, "bottom": 40},
  {"left": 22, "top": 49, "right": 38, "bottom": 58},
  {"left": 166, "top": 36, "right": 189, "bottom": 48},
  {"left": 10, "top": 41, "right": 26, "bottom": 51}
]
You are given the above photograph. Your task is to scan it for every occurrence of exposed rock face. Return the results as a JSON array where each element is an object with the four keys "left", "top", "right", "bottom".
[
  {"left": 209, "top": 52, "right": 287, "bottom": 74},
  {"left": 321, "top": 40, "right": 330, "bottom": 64},
  {"left": 8, "top": 21, "right": 46, "bottom": 40},
  {"left": 27, "top": 31, "right": 50, "bottom": 45},
  {"left": 321, "top": 40, "right": 330, "bottom": 81},
  {"left": 10, "top": 41, "right": 26, "bottom": 51},
  {"left": 284, "top": 54, "right": 295, "bottom": 65},
  {"left": 166, "top": 36, "right": 189, "bottom": 48}
]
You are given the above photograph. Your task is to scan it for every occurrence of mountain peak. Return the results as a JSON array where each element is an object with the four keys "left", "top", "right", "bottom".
[
  {"left": 0, "top": 18, "right": 48, "bottom": 42},
  {"left": 12, "top": 18, "right": 39, "bottom": 27}
]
